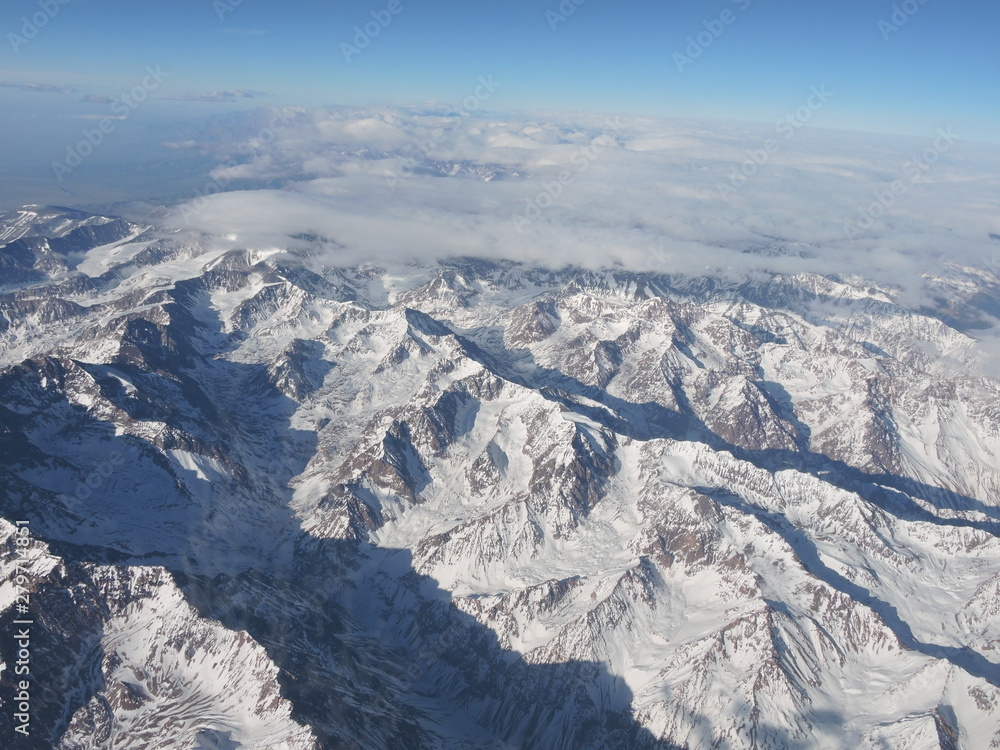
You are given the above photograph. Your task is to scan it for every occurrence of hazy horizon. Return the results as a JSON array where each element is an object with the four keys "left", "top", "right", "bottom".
[{"left": 2, "top": 0, "right": 999, "bottom": 211}]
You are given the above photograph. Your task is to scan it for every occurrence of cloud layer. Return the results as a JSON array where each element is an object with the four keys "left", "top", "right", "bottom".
[
  {"left": 168, "top": 90, "right": 270, "bottom": 103},
  {"left": 0, "top": 82, "right": 75, "bottom": 94},
  {"left": 165, "top": 106, "right": 1000, "bottom": 317}
]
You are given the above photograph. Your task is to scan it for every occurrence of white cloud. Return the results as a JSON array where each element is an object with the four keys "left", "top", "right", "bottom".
[
  {"left": 164, "top": 106, "right": 1000, "bottom": 326},
  {"left": 0, "top": 81, "right": 75, "bottom": 94},
  {"left": 168, "top": 90, "right": 270, "bottom": 103}
]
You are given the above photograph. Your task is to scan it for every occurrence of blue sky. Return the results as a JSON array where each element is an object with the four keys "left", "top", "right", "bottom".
[{"left": 0, "top": 0, "right": 997, "bottom": 207}]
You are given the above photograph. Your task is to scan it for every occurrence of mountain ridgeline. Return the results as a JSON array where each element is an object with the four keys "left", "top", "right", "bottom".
[{"left": 1, "top": 206, "right": 999, "bottom": 749}]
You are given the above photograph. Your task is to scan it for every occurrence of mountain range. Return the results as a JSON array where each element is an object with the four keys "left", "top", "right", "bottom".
[{"left": 1, "top": 203, "right": 999, "bottom": 749}]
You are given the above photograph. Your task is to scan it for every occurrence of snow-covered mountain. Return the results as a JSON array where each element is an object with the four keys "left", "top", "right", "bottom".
[{"left": 1, "top": 204, "right": 999, "bottom": 749}]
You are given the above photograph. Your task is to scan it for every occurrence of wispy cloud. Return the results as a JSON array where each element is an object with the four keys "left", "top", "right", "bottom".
[
  {"left": 168, "top": 90, "right": 269, "bottom": 103},
  {"left": 80, "top": 93, "right": 113, "bottom": 104},
  {"left": 0, "top": 82, "right": 75, "bottom": 94}
]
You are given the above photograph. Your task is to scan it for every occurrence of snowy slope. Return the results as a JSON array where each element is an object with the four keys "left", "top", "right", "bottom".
[{"left": 0, "top": 207, "right": 998, "bottom": 749}]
